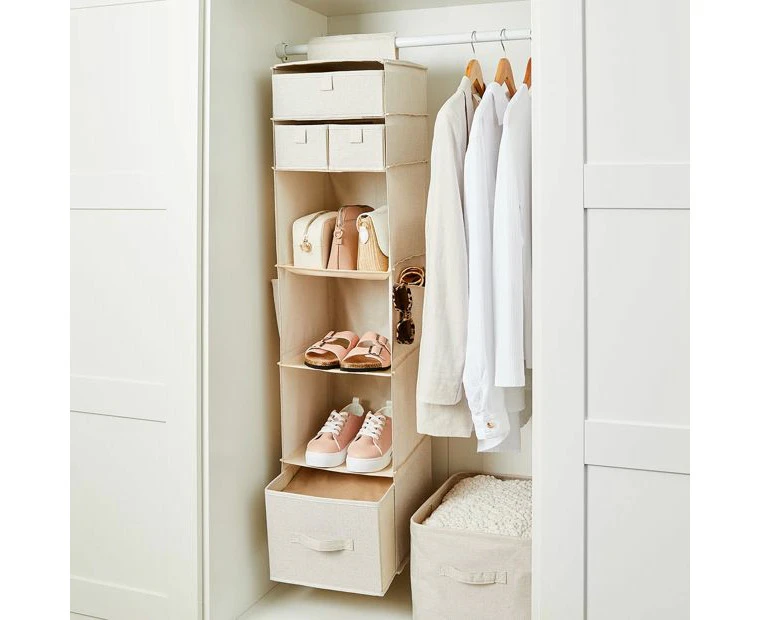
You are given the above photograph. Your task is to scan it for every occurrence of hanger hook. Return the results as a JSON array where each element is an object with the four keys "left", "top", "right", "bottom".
[
  {"left": 470, "top": 30, "right": 477, "bottom": 57},
  {"left": 500, "top": 28, "right": 506, "bottom": 53}
]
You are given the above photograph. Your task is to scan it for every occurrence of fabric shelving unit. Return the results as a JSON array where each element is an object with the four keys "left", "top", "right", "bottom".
[{"left": 264, "top": 59, "right": 434, "bottom": 596}]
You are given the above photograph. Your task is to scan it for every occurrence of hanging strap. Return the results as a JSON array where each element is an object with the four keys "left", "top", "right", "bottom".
[
  {"left": 439, "top": 565, "right": 507, "bottom": 585},
  {"left": 290, "top": 533, "right": 354, "bottom": 552}
]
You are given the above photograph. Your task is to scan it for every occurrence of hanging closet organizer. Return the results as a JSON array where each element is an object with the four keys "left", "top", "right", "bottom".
[{"left": 265, "top": 58, "right": 434, "bottom": 596}]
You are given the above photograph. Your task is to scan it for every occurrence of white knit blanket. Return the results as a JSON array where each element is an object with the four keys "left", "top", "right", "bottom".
[{"left": 424, "top": 475, "right": 532, "bottom": 538}]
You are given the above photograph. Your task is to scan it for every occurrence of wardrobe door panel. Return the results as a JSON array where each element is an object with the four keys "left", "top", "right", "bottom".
[
  {"left": 70, "top": 0, "right": 173, "bottom": 210},
  {"left": 585, "top": 0, "right": 689, "bottom": 163},
  {"left": 586, "top": 466, "right": 689, "bottom": 620},
  {"left": 70, "top": 0, "right": 201, "bottom": 618},
  {"left": 581, "top": 0, "right": 690, "bottom": 616},
  {"left": 70, "top": 210, "right": 168, "bottom": 403},
  {"left": 586, "top": 209, "right": 689, "bottom": 428},
  {"left": 70, "top": 412, "right": 168, "bottom": 619}
]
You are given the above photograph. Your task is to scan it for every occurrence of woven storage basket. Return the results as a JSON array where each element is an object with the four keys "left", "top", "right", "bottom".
[
  {"left": 357, "top": 209, "right": 389, "bottom": 272},
  {"left": 410, "top": 472, "right": 532, "bottom": 620}
]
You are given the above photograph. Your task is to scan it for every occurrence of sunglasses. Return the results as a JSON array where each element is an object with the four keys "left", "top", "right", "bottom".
[{"left": 393, "top": 282, "right": 415, "bottom": 344}]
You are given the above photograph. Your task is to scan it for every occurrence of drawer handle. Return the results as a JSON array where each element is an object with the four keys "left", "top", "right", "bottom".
[
  {"left": 318, "top": 75, "right": 333, "bottom": 91},
  {"left": 349, "top": 128, "right": 364, "bottom": 144},
  {"left": 439, "top": 565, "right": 507, "bottom": 585},
  {"left": 294, "top": 128, "right": 307, "bottom": 144},
  {"left": 290, "top": 533, "right": 354, "bottom": 552}
]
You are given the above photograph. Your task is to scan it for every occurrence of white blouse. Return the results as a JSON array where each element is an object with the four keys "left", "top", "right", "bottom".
[
  {"left": 493, "top": 84, "right": 533, "bottom": 388},
  {"left": 462, "top": 83, "right": 525, "bottom": 452}
]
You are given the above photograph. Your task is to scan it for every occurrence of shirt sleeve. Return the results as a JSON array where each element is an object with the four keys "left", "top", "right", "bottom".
[
  {"left": 416, "top": 111, "right": 469, "bottom": 406},
  {"left": 461, "top": 132, "right": 490, "bottom": 418}
]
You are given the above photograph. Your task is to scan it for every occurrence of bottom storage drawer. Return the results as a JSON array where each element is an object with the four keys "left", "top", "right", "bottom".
[{"left": 265, "top": 465, "right": 397, "bottom": 596}]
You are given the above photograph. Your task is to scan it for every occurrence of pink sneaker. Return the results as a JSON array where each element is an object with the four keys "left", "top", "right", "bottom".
[
  {"left": 305, "top": 397, "right": 365, "bottom": 468},
  {"left": 346, "top": 401, "right": 393, "bottom": 473}
]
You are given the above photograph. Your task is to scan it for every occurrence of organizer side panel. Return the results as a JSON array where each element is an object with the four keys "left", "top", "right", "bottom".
[
  {"left": 385, "top": 115, "right": 428, "bottom": 167},
  {"left": 386, "top": 163, "right": 428, "bottom": 264},
  {"left": 383, "top": 64, "right": 428, "bottom": 116},
  {"left": 391, "top": 348, "right": 424, "bottom": 472},
  {"left": 393, "top": 437, "right": 433, "bottom": 570},
  {"left": 379, "top": 487, "right": 397, "bottom": 593}
]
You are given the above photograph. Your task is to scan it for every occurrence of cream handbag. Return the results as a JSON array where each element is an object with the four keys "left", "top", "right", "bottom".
[
  {"left": 356, "top": 205, "right": 390, "bottom": 272},
  {"left": 292, "top": 210, "right": 338, "bottom": 269}
]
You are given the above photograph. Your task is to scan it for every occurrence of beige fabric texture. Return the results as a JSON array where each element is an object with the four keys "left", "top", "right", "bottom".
[
  {"left": 283, "top": 467, "right": 392, "bottom": 502},
  {"left": 411, "top": 473, "right": 532, "bottom": 619}
]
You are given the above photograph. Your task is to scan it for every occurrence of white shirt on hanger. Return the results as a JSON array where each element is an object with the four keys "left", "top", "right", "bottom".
[
  {"left": 462, "top": 82, "right": 524, "bottom": 452},
  {"left": 416, "top": 76, "right": 478, "bottom": 438},
  {"left": 493, "top": 84, "right": 532, "bottom": 388}
]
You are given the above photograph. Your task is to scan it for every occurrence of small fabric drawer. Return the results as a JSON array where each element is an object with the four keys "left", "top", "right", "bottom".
[
  {"left": 272, "top": 71, "right": 385, "bottom": 120},
  {"left": 411, "top": 473, "right": 532, "bottom": 620},
  {"left": 265, "top": 466, "right": 397, "bottom": 596},
  {"left": 328, "top": 125, "right": 385, "bottom": 171},
  {"left": 274, "top": 125, "right": 328, "bottom": 170}
]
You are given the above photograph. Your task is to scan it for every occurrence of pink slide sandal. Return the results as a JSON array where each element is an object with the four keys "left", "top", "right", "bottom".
[
  {"left": 304, "top": 331, "right": 359, "bottom": 369},
  {"left": 340, "top": 332, "right": 392, "bottom": 372}
]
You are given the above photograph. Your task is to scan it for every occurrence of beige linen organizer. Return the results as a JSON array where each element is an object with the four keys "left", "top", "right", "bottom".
[{"left": 267, "top": 59, "right": 433, "bottom": 596}]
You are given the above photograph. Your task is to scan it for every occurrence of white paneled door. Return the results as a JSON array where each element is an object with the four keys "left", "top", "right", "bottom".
[
  {"left": 535, "top": 0, "right": 689, "bottom": 617},
  {"left": 70, "top": 1, "right": 202, "bottom": 619}
]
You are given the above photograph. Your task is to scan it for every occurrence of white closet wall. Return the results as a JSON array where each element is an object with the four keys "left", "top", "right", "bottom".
[
  {"left": 204, "top": 2, "right": 326, "bottom": 618},
  {"left": 327, "top": 0, "right": 533, "bottom": 486}
]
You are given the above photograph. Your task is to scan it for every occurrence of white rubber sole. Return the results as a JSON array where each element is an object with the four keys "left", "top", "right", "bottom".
[
  {"left": 346, "top": 450, "right": 392, "bottom": 473},
  {"left": 305, "top": 447, "right": 348, "bottom": 468}
]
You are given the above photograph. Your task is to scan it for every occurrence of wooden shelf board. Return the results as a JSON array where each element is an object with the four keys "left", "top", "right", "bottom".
[
  {"left": 279, "top": 357, "right": 393, "bottom": 378},
  {"left": 277, "top": 264, "right": 390, "bottom": 280},
  {"left": 282, "top": 443, "right": 394, "bottom": 478}
]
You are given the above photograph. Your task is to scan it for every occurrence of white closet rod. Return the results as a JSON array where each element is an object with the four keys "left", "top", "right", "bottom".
[{"left": 275, "top": 28, "right": 532, "bottom": 60}]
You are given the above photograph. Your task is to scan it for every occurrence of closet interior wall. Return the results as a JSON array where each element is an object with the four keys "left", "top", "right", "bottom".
[
  {"left": 204, "top": 2, "right": 326, "bottom": 618},
  {"left": 327, "top": 0, "right": 533, "bottom": 486}
]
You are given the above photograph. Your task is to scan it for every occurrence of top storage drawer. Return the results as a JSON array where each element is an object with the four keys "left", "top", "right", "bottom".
[
  {"left": 272, "top": 60, "right": 427, "bottom": 121},
  {"left": 273, "top": 71, "right": 384, "bottom": 120}
]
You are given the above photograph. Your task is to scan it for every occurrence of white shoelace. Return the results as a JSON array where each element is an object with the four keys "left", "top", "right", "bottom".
[
  {"left": 319, "top": 410, "right": 348, "bottom": 436},
  {"left": 357, "top": 413, "right": 386, "bottom": 441}
]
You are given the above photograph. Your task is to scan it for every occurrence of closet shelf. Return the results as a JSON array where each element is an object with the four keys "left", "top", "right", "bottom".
[
  {"left": 277, "top": 264, "right": 390, "bottom": 280},
  {"left": 278, "top": 357, "right": 393, "bottom": 378},
  {"left": 282, "top": 443, "right": 394, "bottom": 478}
]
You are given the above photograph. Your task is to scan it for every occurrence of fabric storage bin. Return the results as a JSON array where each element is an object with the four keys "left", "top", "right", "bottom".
[
  {"left": 272, "top": 60, "right": 427, "bottom": 121},
  {"left": 273, "top": 70, "right": 385, "bottom": 120},
  {"left": 410, "top": 473, "right": 532, "bottom": 620},
  {"left": 329, "top": 124, "right": 385, "bottom": 171},
  {"left": 265, "top": 465, "right": 397, "bottom": 596},
  {"left": 274, "top": 124, "right": 328, "bottom": 170}
]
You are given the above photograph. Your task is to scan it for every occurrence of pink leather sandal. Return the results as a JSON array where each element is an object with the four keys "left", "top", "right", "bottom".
[
  {"left": 304, "top": 331, "right": 359, "bottom": 369},
  {"left": 340, "top": 332, "right": 392, "bottom": 372}
]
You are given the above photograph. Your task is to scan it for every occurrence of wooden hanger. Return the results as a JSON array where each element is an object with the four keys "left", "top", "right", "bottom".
[
  {"left": 465, "top": 32, "right": 486, "bottom": 97},
  {"left": 494, "top": 29, "right": 517, "bottom": 98},
  {"left": 523, "top": 57, "right": 532, "bottom": 88},
  {"left": 466, "top": 59, "right": 486, "bottom": 97}
]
